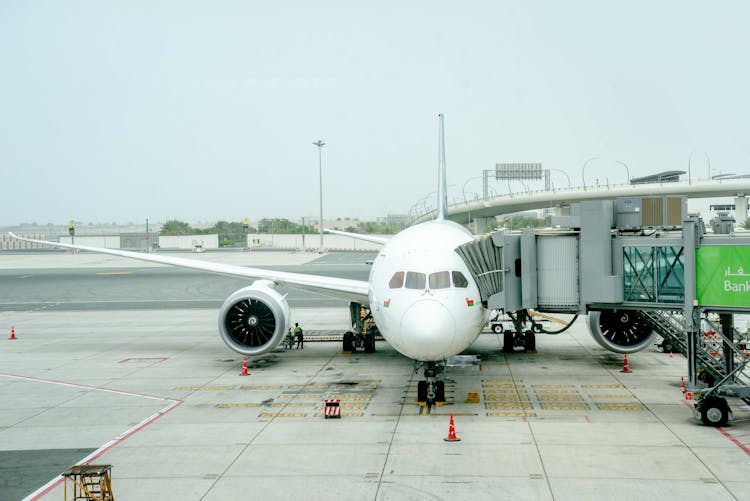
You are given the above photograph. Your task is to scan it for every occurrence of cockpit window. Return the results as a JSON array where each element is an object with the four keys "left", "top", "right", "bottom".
[
  {"left": 405, "top": 271, "right": 426, "bottom": 289},
  {"left": 452, "top": 271, "right": 468, "bottom": 288},
  {"left": 389, "top": 271, "right": 405, "bottom": 288},
  {"left": 429, "top": 271, "right": 451, "bottom": 289}
]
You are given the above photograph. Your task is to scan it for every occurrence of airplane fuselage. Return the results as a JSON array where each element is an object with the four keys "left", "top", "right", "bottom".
[{"left": 368, "top": 219, "right": 487, "bottom": 361}]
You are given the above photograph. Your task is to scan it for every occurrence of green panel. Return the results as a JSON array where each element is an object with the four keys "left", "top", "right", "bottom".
[{"left": 696, "top": 246, "right": 750, "bottom": 307}]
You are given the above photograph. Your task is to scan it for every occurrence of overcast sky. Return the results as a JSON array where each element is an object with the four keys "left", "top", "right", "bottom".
[{"left": 2, "top": 1, "right": 748, "bottom": 225}]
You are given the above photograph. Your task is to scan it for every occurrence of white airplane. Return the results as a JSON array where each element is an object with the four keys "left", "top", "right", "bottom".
[{"left": 9, "top": 114, "right": 651, "bottom": 405}]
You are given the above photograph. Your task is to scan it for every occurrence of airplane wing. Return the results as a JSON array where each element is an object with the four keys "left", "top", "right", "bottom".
[
  {"left": 8, "top": 233, "right": 369, "bottom": 303},
  {"left": 324, "top": 229, "right": 389, "bottom": 245}
]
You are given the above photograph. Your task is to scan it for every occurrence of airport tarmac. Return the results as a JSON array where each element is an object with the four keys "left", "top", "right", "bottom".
[{"left": 1, "top": 251, "right": 749, "bottom": 500}]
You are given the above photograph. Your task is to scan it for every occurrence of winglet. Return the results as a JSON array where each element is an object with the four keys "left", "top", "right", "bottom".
[{"left": 436, "top": 113, "right": 448, "bottom": 220}]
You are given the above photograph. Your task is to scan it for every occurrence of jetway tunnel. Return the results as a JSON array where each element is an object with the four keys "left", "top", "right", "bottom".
[{"left": 454, "top": 196, "right": 750, "bottom": 425}]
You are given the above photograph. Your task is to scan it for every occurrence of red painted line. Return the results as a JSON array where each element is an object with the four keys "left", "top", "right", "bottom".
[
  {"left": 0, "top": 372, "right": 176, "bottom": 402},
  {"left": 717, "top": 427, "right": 750, "bottom": 456},
  {"left": 0, "top": 373, "right": 183, "bottom": 501}
]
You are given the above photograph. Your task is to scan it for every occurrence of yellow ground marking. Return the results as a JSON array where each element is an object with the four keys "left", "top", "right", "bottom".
[
  {"left": 588, "top": 394, "right": 636, "bottom": 399},
  {"left": 277, "top": 394, "right": 323, "bottom": 400},
  {"left": 176, "top": 385, "right": 235, "bottom": 391},
  {"left": 371, "top": 413, "right": 421, "bottom": 417},
  {"left": 487, "top": 412, "right": 536, "bottom": 417},
  {"left": 595, "top": 402, "right": 645, "bottom": 411},
  {"left": 484, "top": 391, "right": 529, "bottom": 398},
  {"left": 259, "top": 412, "right": 307, "bottom": 418},
  {"left": 430, "top": 413, "right": 478, "bottom": 417},
  {"left": 485, "top": 402, "right": 533, "bottom": 410},
  {"left": 95, "top": 271, "right": 133, "bottom": 275},
  {"left": 325, "top": 395, "right": 372, "bottom": 401},
  {"left": 539, "top": 402, "right": 589, "bottom": 410},
  {"left": 467, "top": 392, "right": 480, "bottom": 403},
  {"left": 316, "top": 403, "right": 368, "bottom": 410},
  {"left": 532, "top": 384, "right": 574, "bottom": 388},
  {"left": 288, "top": 384, "right": 329, "bottom": 389},
  {"left": 240, "top": 385, "right": 283, "bottom": 390},
  {"left": 312, "top": 412, "right": 364, "bottom": 418},
  {"left": 536, "top": 395, "right": 584, "bottom": 402}
]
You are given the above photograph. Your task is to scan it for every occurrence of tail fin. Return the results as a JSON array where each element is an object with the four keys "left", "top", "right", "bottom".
[{"left": 436, "top": 113, "right": 448, "bottom": 220}]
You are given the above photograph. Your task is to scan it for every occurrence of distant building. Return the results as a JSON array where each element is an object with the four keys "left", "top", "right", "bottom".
[{"left": 629, "top": 171, "right": 685, "bottom": 184}]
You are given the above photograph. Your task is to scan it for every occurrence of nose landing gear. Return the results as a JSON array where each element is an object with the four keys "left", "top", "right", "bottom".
[{"left": 416, "top": 361, "right": 446, "bottom": 408}]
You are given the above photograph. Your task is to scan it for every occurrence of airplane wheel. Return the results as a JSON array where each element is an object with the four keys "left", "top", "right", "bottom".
[
  {"left": 417, "top": 381, "right": 428, "bottom": 403},
  {"left": 364, "top": 335, "right": 375, "bottom": 353},
  {"left": 700, "top": 397, "right": 730, "bottom": 427},
  {"left": 492, "top": 324, "right": 503, "bottom": 334},
  {"left": 342, "top": 331, "right": 354, "bottom": 352},
  {"left": 434, "top": 381, "right": 445, "bottom": 403},
  {"left": 524, "top": 330, "right": 536, "bottom": 351},
  {"left": 503, "top": 330, "right": 514, "bottom": 353}
]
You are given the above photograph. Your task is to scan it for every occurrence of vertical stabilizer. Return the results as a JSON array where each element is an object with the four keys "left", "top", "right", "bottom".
[{"left": 436, "top": 113, "right": 448, "bottom": 220}]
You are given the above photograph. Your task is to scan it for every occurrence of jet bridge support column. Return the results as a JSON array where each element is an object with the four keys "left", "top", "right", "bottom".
[
  {"left": 720, "top": 314, "right": 736, "bottom": 382},
  {"left": 683, "top": 219, "right": 699, "bottom": 388}
]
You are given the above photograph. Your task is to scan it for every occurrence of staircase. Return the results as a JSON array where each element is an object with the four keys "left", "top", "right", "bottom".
[{"left": 642, "top": 310, "right": 750, "bottom": 405}]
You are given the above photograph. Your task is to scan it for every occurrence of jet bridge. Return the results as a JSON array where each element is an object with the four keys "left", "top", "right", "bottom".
[{"left": 455, "top": 196, "right": 750, "bottom": 426}]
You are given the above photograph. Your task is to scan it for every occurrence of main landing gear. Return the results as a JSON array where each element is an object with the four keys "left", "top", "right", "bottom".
[
  {"left": 502, "top": 310, "right": 536, "bottom": 353},
  {"left": 416, "top": 361, "right": 446, "bottom": 408}
]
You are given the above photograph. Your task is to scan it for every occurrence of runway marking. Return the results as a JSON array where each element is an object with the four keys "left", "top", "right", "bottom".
[
  {"left": 95, "top": 271, "right": 133, "bottom": 275},
  {"left": 0, "top": 372, "right": 182, "bottom": 501}
]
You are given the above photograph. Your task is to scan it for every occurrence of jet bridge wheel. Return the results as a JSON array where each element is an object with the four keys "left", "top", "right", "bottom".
[
  {"left": 699, "top": 396, "right": 730, "bottom": 427},
  {"left": 502, "top": 330, "right": 514, "bottom": 353}
]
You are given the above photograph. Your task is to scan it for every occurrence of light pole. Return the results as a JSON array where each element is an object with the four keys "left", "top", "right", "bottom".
[
  {"left": 581, "top": 156, "right": 599, "bottom": 189},
  {"left": 548, "top": 169, "right": 571, "bottom": 188},
  {"left": 615, "top": 160, "right": 630, "bottom": 184},
  {"left": 462, "top": 176, "right": 483, "bottom": 204},
  {"left": 313, "top": 140, "right": 325, "bottom": 252}
]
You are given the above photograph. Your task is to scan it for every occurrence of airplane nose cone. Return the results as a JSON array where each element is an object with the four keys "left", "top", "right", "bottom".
[{"left": 400, "top": 299, "right": 456, "bottom": 361}]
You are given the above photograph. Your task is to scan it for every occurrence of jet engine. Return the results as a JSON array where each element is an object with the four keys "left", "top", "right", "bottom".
[
  {"left": 587, "top": 309, "right": 656, "bottom": 354},
  {"left": 218, "top": 280, "right": 290, "bottom": 356}
]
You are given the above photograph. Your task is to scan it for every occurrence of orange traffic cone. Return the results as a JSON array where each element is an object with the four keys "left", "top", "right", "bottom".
[
  {"left": 9, "top": 326, "right": 16, "bottom": 340},
  {"left": 680, "top": 377, "right": 685, "bottom": 393},
  {"left": 669, "top": 352, "right": 673, "bottom": 359},
  {"left": 685, "top": 392, "right": 693, "bottom": 401},
  {"left": 443, "top": 413, "right": 461, "bottom": 442},
  {"left": 620, "top": 355, "right": 631, "bottom": 373},
  {"left": 240, "top": 357, "right": 249, "bottom": 376}
]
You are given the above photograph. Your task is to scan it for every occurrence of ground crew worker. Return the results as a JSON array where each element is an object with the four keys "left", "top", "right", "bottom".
[
  {"left": 293, "top": 322, "right": 304, "bottom": 349},
  {"left": 284, "top": 328, "right": 294, "bottom": 349}
]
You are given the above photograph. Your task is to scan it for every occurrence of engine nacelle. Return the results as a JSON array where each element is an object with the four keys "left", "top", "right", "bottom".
[
  {"left": 587, "top": 309, "right": 656, "bottom": 354},
  {"left": 218, "top": 280, "right": 290, "bottom": 356}
]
